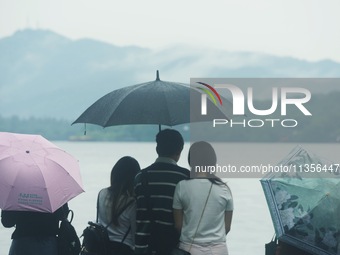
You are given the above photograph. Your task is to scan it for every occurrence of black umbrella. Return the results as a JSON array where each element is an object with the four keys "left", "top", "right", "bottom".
[{"left": 72, "top": 71, "right": 232, "bottom": 131}]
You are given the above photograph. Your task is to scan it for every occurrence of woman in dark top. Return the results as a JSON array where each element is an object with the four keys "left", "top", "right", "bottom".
[{"left": 1, "top": 203, "right": 68, "bottom": 255}]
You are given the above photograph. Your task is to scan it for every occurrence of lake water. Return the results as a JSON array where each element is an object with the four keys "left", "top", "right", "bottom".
[{"left": 1, "top": 142, "right": 339, "bottom": 255}]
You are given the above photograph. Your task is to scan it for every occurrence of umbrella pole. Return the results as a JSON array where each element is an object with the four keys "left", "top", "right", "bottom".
[{"left": 159, "top": 124, "right": 161, "bottom": 132}]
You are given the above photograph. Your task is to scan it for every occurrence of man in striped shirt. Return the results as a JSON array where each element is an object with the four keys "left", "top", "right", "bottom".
[{"left": 134, "top": 129, "right": 190, "bottom": 255}]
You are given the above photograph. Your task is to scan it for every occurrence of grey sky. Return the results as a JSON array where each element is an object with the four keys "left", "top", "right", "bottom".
[{"left": 1, "top": 0, "right": 339, "bottom": 61}]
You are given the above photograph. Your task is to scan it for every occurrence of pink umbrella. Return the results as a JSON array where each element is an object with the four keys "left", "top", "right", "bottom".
[{"left": 0, "top": 132, "right": 84, "bottom": 213}]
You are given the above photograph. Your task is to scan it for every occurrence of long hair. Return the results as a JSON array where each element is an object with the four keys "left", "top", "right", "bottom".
[
  {"left": 108, "top": 156, "right": 140, "bottom": 225},
  {"left": 188, "top": 141, "right": 226, "bottom": 186}
]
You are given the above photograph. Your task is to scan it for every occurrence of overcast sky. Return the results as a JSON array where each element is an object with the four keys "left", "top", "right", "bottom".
[{"left": 1, "top": 0, "right": 339, "bottom": 62}]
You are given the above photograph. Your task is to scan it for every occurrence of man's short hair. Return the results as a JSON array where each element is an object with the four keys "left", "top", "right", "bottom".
[{"left": 156, "top": 129, "right": 184, "bottom": 157}]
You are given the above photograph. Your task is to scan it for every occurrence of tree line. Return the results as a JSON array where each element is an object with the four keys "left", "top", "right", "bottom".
[{"left": 1, "top": 91, "right": 339, "bottom": 142}]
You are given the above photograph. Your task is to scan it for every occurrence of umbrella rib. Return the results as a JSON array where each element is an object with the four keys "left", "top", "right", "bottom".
[
  {"left": 161, "top": 82, "right": 174, "bottom": 126},
  {"left": 101, "top": 88, "right": 135, "bottom": 127},
  {"left": 104, "top": 82, "right": 152, "bottom": 127},
  {"left": 29, "top": 153, "right": 51, "bottom": 205},
  {"left": 35, "top": 157, "right": 82, "bottom": 212}
]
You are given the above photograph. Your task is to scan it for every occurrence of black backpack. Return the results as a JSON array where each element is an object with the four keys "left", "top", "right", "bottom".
[
  {"left": 57, "top": 209, "right": 81, "bottom": 255},
  {"left": 80, "top": 196, "right": 134, "bottom": 255},
  {"left": 80, "top": 221, "right": 111, "bottom": 255}
]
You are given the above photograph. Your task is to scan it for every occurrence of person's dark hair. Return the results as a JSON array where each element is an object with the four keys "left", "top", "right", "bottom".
[
  {"left": 188, "top": 141, "right": 226, "bottom": 186},
  {"left": 108, "top": 156, "right": 140, "bottom": 225},
  {"left": 156, "top": 129, "right": 184, "bottom": 157}
]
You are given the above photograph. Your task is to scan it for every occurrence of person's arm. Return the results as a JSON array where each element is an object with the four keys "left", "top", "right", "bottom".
[
  {"left": 224, "top": 210, "right": 233, "bottom": 235},
  {"left": 1, "top": 210, "right": 16, "bottom": 228},
  {"left": 172, "top": 182, "right": 183, "bottom": 234},
  {"left": 173, "top": 209, "right": 183, "bottom": 234}
]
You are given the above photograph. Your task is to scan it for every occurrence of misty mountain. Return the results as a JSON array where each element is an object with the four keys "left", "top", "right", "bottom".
[{"left": 1, "top": 29, "right": 340, "bottom": 121}]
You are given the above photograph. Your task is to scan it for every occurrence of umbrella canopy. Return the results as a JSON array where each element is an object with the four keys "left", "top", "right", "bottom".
[
  {"left": 72, "top": 70, "right": 233, "bottom": 129},
  {"left": 261, "top": 146, "right": 340, "bottom": 255},
  {"left": 0, "top": 132, "right": 84, "bottom": 213}
]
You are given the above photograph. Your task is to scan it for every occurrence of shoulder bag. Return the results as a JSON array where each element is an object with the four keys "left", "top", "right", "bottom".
[
  {"left": 170, "top": 182, "right": 213, "bottom": 255},
  {"left": 80, "top": 192, "right": 134, "bottom": 255},
  {"left": 57, "top": 209, "right": 81, "bottom": 255}
]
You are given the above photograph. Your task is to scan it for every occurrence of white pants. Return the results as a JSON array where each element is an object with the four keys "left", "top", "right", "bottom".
[{"left": 179, "top": 242, "right": 229, "bottom": 255}]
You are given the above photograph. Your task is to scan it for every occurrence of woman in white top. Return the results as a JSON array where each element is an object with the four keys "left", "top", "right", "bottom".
[
  {"left": 97, "top": 156, "right": 140, "bottom": 255},
  {"left": 173, "top": 141, "right": 233, "bottom": 255}
]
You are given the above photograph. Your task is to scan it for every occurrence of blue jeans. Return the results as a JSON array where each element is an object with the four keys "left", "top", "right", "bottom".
[{"left": 9, "top": 236, "right": 58, "bottom": 255}]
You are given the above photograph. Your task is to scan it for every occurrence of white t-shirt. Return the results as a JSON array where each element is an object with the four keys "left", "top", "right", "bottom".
[
  {"left": 97, "top": 188, "right": 136, "bottom": 249},
  {"left": 173, "top": 179, "right": 233, "bottom": 244}
]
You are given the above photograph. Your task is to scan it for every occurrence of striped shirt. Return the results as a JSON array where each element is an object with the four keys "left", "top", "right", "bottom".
[{"left": 134, "top": 157, "right": 190, "bottom": 254}]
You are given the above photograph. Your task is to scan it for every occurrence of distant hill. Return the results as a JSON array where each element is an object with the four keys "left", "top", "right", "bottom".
[{"left": 1, "top": 29, "right": 340, "bottom": 121}]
